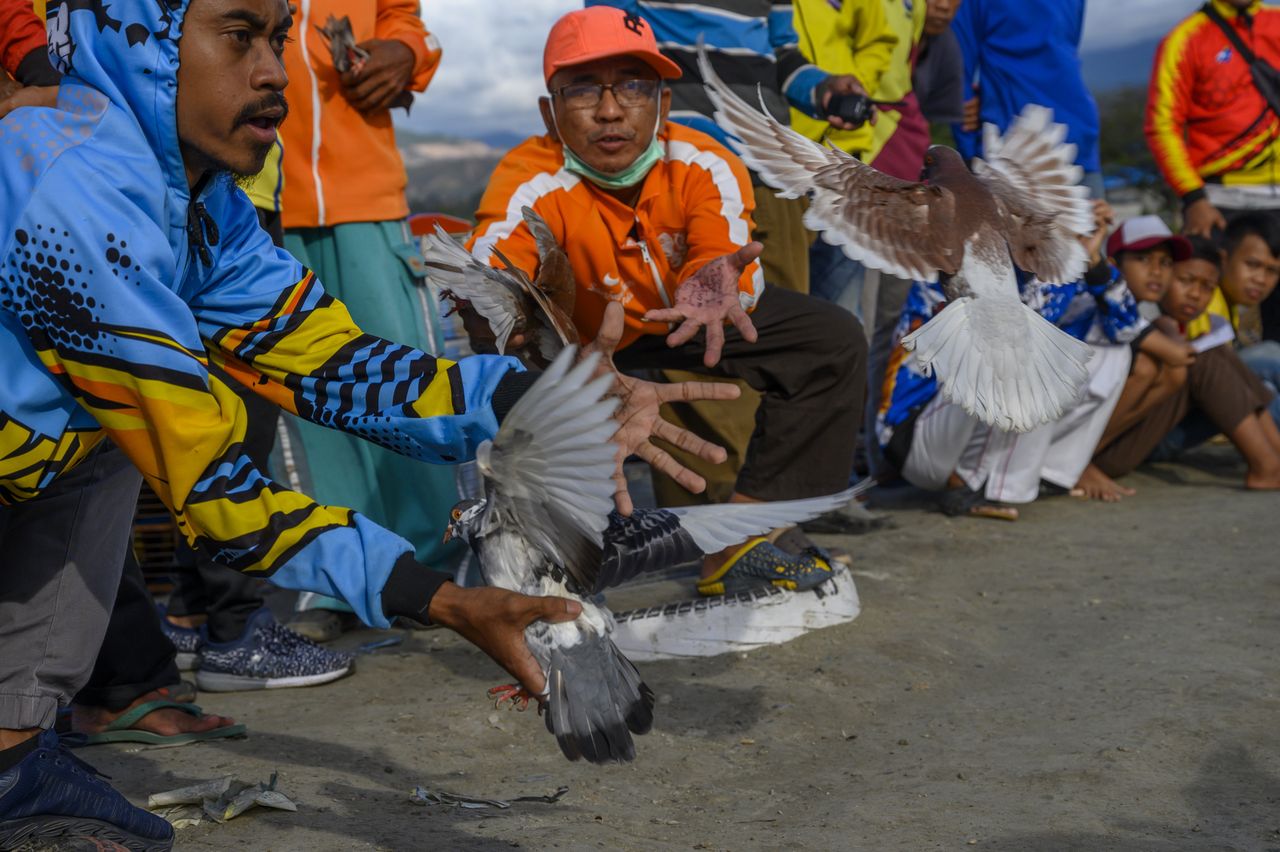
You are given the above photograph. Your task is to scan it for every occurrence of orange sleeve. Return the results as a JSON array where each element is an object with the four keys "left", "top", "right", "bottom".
[
  {"left": 375, "top": 0, "right": 441, "bottom": 93},
  {"left": 0, "top": 0, "right": 46, "bottom": 77},
  {"left": 677, "top": 149, "right": 765, "bottom": 310},
  {"left": 1145, "top": 21, "right": 1204, "bottom": 199},
  {"left": 465, "top": 154, "right": 546, "bottom": 281}
]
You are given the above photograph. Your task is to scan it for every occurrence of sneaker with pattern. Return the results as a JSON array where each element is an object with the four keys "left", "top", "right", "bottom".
[
  {"left": 156, "top": 607, "right": 203, "bottom": 672},
  {"left": 195, "top": 608, "right": 354, "bottom": 692}
]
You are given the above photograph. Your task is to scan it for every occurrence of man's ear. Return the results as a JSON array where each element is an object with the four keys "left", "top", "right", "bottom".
[
  {"left": 658, "top": 85, "right": 671, "bottom": 130},
  {"left": 539, "top": 96, "right": 559, "bottom": 142}
]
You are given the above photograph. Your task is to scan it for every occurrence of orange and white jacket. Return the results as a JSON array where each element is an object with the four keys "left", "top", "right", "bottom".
[
  {"left": 467, "top": 122, "right": 765, "bottom": 351},
  {"left": 279, "top": 0, "right": 441, "bottom": 228},
  {"left": 1146, "top": 0, "right": 1280, "bottom": 202}
]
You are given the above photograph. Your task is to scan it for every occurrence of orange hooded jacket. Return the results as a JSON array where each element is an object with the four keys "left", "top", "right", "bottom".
[
  {"left": 279, "top": 0, "right": 441, "bottom": 228},
  {"left": 466, "top": 122, "right": 765, "bottom": 352}
]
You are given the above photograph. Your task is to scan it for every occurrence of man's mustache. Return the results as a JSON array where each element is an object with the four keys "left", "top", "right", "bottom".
[
  {"left": 233, "top": 93, "right": 289, "bottom": 127},
  {"left": 588, "top": 128, "right": 636, "bottom": 143}
]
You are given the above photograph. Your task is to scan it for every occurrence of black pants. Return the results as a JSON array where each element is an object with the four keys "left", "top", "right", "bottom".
[{"left": 616, "top": 286, "right": 866, "bottom": 501}]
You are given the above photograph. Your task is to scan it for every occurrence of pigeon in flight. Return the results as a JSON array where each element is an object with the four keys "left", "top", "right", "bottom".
[
  {"left": 699, "top": 50, "right": 1095, "bottom": 433},
  {"left": 423, "top": 207, "right": 577, "bottom": 368},
  {"left": 444, "top": 347, "right": 868, "bottom": 763}
]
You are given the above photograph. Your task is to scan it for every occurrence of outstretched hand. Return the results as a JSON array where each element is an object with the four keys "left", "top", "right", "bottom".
[
  {"left": 427, "top": 582, "right": 580, "bottom": 699},
  {"left": 643, "top": 242, "right": 762, "bottom": 367},
  {"left": 586, "top": 301, "right": 741, "bottom": 514}
]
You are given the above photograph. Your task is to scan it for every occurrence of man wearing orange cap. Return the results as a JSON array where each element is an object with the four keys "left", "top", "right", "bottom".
[{"left": 468, "top": 7, "right": 867, "bottom": 595}]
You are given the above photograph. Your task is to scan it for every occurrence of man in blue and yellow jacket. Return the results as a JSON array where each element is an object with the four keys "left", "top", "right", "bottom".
[{"left": 0, "top": 1, "right": 728, "bottom": 844}]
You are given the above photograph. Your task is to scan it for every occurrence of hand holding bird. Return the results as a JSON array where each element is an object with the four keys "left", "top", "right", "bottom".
[{"left": 643, "top": 242, "right": 762, "bottom": 367}]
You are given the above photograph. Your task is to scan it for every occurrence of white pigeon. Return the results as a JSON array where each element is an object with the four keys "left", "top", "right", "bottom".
[
  {"left": 444, "top": 346, "right": 870, "bottom": 763},
  {"left": 698, "top": 48, "right": 1096, "bottom": 433}
]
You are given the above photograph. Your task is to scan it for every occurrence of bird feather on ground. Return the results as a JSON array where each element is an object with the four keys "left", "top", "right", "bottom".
[{"left": 698, "top": 46, "right": 1094, "bottom": 433}]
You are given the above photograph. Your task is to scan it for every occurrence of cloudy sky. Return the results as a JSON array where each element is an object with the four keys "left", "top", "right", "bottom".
[{"left": 401, "top": 0, "right": 1195, "bottom": 139}]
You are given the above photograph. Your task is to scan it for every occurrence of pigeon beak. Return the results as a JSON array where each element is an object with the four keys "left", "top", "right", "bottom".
[{"left": 442, "top": 527, "right": 454, "bottom": 544}]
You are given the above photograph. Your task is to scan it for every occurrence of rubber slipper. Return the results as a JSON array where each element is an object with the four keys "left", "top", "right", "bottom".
[{"left": 74, "top": 700, "right": 246, "bottom": 748}]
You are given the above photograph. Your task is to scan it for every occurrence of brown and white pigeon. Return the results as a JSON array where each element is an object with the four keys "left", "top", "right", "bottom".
[
  {"left": 699, "top": 50, "right": 1095, "bottom": 433},
  {"left": 444, "top": 346, "right": 868, "bottom": 763},
  {"left": 423, "top": 207, "right": 577, "bottom": 369}
]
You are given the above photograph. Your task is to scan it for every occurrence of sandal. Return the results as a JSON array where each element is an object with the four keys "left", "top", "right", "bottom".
[
  {"left": 938, "top": 486, "right": 1019, "bottom": 521},
  {"left": 697, "top": 537, "right": 834, "bottom": 597},
  {"left": 73, "top": 700, "right": 245, "bottom": 748}
]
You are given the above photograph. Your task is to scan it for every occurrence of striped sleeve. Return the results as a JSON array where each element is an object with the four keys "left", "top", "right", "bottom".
[
  {"left": 667, "top": 138, "right": 765, "bottom": 309},
  {"left": 4, "top": 181, "right": 487, "bottom": 626},
  {"left": 1145, "top": 20, "right": 1205, "bottom": 200}
]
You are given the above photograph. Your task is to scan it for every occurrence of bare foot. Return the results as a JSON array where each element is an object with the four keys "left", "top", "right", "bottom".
[
  {"left": 72, "top": 688, "right": 235, "bottom": 737},
  {"left": 165, "top": 612, "right": 207, "bottom": 630},
  {"left": 1070, "top": 465, "right": 1136, "bottom": 503},
  {"left": 1245, "top": 464, "right": 1280, "bottom": 490}
]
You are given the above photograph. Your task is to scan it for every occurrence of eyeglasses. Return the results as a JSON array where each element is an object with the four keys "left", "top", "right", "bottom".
[{"left": 553, "top": 79, "right": 660, "bottom": 110}]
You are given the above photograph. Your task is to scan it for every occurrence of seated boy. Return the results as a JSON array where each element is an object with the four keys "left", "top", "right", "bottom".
[
  {"left": 1184, "top": 213, "right": 1280, "bottom": 427},
  {"left": 1091, "top": 236, "right": 1280, "bottom": 490},
  {"left": 1076, "top": 216, "right": 1196, "bottom": 499}
]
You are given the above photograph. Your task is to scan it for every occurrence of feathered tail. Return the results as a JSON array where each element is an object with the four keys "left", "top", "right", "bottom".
[
  {"left": 545, "top": 635, "right": 654, "bottom": 764},
  {"left": 902, "top": 296, "right": 1092, "bottom": 433}
]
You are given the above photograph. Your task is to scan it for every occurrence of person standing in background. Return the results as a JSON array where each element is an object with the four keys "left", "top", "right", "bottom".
[
  {"left": 791, "top": 0, "right": 896, "bottom": 318},
  {"left": 279, "top": 1, "right": 462, "bottom": 640},
  {"left": 1146, "top": 0, "right": 1280, "bottom": 344},
  {"left": 951, "top": 0, "right": 1102, "bottom": 198}
]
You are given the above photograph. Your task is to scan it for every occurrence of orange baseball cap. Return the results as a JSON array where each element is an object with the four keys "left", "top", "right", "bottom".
[{"left": 543, "top": 7, "right": 682, "bottom": 86}]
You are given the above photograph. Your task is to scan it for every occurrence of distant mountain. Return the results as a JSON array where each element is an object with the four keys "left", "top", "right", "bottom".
[{"left": 1080, "top": 37, "right": 1161, "bottom": 93}]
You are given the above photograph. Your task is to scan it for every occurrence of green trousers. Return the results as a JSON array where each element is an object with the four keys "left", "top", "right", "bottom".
[{"left": 283, "top": 221, "right": 464, "bottom": 581}]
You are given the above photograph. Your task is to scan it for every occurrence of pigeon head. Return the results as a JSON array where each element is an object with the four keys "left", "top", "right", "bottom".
[
  {"left": 444, "top": 498, "right": 488, "bottom": 543},
  {"left": 920, "top": 146, "right": 967, "bottom": 185}
]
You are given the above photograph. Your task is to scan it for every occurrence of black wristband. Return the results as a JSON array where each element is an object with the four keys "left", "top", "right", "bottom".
[
  {"left": 380, "top": 552, "right": 453, "bottom": 625},
  {"left": 1181, "top": 188, "right": 1207, "bottom": 208},
  {"left": 491, "top": 368, "right": 540, "bottom": 424},
  {"left": 1083, "top": 258, "right": 1112, "bottom": 288},
  {"left": 16, "top": 47, "right": 60, "bottom": 88}
]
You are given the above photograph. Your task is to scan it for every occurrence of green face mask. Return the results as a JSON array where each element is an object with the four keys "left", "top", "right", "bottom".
[
  {"left": 553, "top": 105, "right": 665, "bottom": 191},
  {"left": 561, "top": 135, "right": 664, "bottom": 190}
]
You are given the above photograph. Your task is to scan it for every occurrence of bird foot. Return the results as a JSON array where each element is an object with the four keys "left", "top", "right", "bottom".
[{"left": 488, "top": 683, "right": 539, "bottom": 712}]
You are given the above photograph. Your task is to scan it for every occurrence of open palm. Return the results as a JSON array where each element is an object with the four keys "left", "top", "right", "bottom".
[
  {"left": 644, "top": 242, "right": 763, "bottom": 367},
  {"left": 585, "top": 302, "right": 740, "bottom": 514}
]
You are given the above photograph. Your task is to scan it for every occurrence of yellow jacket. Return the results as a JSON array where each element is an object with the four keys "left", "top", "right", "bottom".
[
  {"left": 790, "top": 0, "right": 898, "bottom": 157},
  {"left": 865, "top": 0, "right": 927, "bottom": 165}
]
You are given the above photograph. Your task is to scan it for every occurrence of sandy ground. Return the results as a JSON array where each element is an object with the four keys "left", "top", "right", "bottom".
[{"left": 95, "top": 445, "right": 1280, "bottom": 852}]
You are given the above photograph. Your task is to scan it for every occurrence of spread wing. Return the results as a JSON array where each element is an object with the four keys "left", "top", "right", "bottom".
[
  {"left": 698, "top": 46, "right": 958, "bottom": 282},
  {"left": 521, "top": 206, "right": 579, "bottom": 346},
  {"left": 670, "top": 480, "right": 874, "bottom": 555},
  {"left": 477, "top": 347, "right": 618, "bottom": 591},
  {"left": 421, "top": 226, "right": 525, "bottom": 354},
  {"left": 974, "top": 105, "right": 1093, "bottom": 284}
]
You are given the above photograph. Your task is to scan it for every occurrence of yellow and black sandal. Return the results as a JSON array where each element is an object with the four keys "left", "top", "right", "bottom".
[{"left": 696, "top": 537, "right": 834, "bottom": 597}]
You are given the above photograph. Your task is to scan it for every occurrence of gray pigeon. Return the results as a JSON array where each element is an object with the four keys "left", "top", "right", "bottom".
[
  {"left": 444, "top": 347, "right": 868, "bottom": 763},
  {"left": 423, "top": 207, "right": 577, "bottom": 368},
  {"left": 699, "top": 50, "right": 1096, "bottom": 433}
]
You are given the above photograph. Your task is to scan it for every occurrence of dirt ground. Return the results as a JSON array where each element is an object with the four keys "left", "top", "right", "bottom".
[{"left": 97, "top": 445, "right": 1280, "bottom": 852}]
